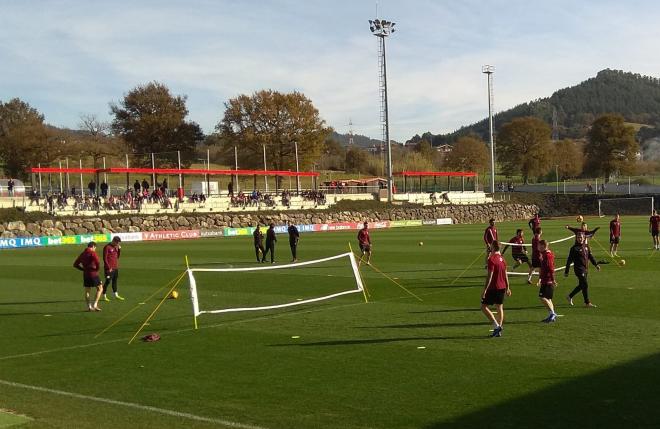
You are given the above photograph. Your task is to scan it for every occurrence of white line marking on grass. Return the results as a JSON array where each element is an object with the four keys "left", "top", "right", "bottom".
[{"left": 0, "top": 379, "right": 267, "bottom": 429}]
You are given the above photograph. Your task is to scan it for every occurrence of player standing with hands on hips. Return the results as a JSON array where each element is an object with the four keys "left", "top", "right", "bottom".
[
  {"left": 481, "top": 240, "right": 511, "bottom": 338},
  {"left": 565, "top": 233, "right": 600, "bottom": 308},
  {"left": 102, "top": 236, "right": 124, "bottom": 301},
  {"left": 288, "top": 221, "right": 300, "bottom": 262},
  {"left": 73, "top": 242, "right": 103, "bottom": 312},
  {"left": 609, "top": 213, "right": 621, "bottom": 257}
]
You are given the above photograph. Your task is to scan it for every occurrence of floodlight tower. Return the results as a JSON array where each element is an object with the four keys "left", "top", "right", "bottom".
[
  {"left": 482, "top": 65, "right": 495, "bottom": 194},
  {"left": 348, "top": 118, "right": 355, "bottom": 146},
  {"left": 369, "top": 18, "right": 396, "bottom": 202}
]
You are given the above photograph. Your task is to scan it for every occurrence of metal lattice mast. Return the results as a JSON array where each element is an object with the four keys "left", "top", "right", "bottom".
[{"left": 482, "top": 65, "right": 495, "bottom": 194}]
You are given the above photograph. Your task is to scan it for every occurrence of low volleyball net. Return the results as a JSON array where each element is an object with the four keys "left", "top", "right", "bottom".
[
  {"left": 503, "top": 234, "right": 575, "bottom": 276},
  {"left": 186, "top": 252, "right": 366, "bottom": 327}
]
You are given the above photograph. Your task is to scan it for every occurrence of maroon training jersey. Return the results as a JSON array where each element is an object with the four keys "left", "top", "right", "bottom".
[
  {"left": 651, "top": 215, "right": 660, "bottom": 231},
  {"left": 484, "top": 226, "right": 498, "bottom": 245},
  {"left": 508, "top": 235, "right": 525, "bottom": 257},
  {"left": 609, "top": 219, "right": 621, "bottom": 238},
  {"left": 103, "top": 243, "right": 121, "bottom": 271},
  {"left": 486, "top": 252, "right": 508, "bottom": 290},
  {"left": 358, "top": 228, "right": 370, "bottom": 245},
  {"left": 531, "top": 235, "right": 541, "bottom": 263},
  {"left": 539, "top": 250, "right": 555, "bottom": 285},
  {"left": 73, "top": 248, "right": 100, "bottom": 278}
]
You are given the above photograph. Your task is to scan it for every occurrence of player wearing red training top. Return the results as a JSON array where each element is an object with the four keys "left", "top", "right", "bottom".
[
  {"left": 530, "top": 228, "right": 543, "bottom": 284},
  {"left": 357, "top": 222, "right": 371, "bottom": 266},
  {"left": 528, "top": 213, "right": 541, "bottom": 232},
  {"left": 481, "top": 241, "right": 510, "bottom": 338},
  {"left": 609, "top": 213, "right": 621, "bottom": 257},
  {"left": 483, "top": 218, "right": 498, "bottom": 265},
  {"left": 650, "top": 210, "right": 660, "bottom": 250},
  {"left": 502, "top": 229, "right": 533, "bottom": 280},
  {"left": 538, "top": 240, "right": 558, "bottom": 323},
  {"left": 73, "top": 241, "right": 103, "bottom": 312},
  {"left": 102, "top": 236, "right": 124, "bottom": 301}
]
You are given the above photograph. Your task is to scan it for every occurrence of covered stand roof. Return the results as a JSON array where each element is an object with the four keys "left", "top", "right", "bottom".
[{"left": 28, "top": 167, "right": 319, "bottom": 177}]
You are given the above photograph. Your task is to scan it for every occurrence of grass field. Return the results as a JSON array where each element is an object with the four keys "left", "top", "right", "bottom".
[{"left": 1, "top": 216, "right": 660, "bottom": 429}]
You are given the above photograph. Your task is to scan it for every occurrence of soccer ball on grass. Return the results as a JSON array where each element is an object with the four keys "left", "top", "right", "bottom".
[{"left": 169, "top": 291, "right": 179, "bottom": 299}]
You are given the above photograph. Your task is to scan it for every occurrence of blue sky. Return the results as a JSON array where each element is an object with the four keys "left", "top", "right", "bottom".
[{"left": 1, "top": 0, "right": 660, "bottom": 142}]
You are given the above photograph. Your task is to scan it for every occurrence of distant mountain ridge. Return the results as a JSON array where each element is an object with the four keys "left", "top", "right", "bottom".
[{"left": 407, "top": 69, "right": 660, "bottom": 146}]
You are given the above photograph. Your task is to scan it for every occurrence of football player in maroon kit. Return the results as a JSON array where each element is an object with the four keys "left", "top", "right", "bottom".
[
  {"left": 102, "top": 236, "right": 124, "bottom": 301},
  {"left": 73, "top": 242, "right": 103, "bottom": 312},
  {"left": 481, "top": 241, "right": 511, "bottom": 338},
  {"left": 502, "top": 229, "right": 533, "bottom": 280},
  {"left": 483, "top": 218, "right": 498, "bottom": 266},
  {"left": 650, "top": 210, "right": 660, "bottom": 250},
  {"left": 357, "top": 222, "right": 372, "bottom": 266},
  {"left": 538, "top": 240, "right": 558, "bottom": 323},
  {"left": 609, "top": 213, "right": 621, "bottom": 257}
]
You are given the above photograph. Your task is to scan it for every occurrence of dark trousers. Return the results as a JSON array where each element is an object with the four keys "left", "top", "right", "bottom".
[
  {"left": 290, "top": 241, "right": 298, "bottom": 260},
  {"left": 569, "top": 272, "right": 590, "bottom": 304},
  {"left": 255, "top": 244, "right": 265, "bottom": 262},
  {"left": 103, "top": 270, "right": 119, "bottom": 294},
  {"left": 262, "top": 242, "right": 275, "bottom": 263}
]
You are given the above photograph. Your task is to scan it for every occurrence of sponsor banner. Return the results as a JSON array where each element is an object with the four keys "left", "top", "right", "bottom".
[
  {"left": 47, "top": 233, "right": 111, "bottom": 247},
  {"left": 200, "top": 229, "right": 225, "bottom": 238},
  {"left": 422, "top": 220, "right": 436, "bottom": 226},
  {"left": 223, "top": 227, "right": 256, "bottom": 237},
  {"left": 79, "top": 233, "right": 112, "bottom": 244},
  {"left": 142, "top": 230, "right": 200, "bottom": 241},
  {"left": 113, "top": 232, "right": 143, "bottom": 242},
  {"left": 0, "top": 236, "right": 46, "bottom": 249},
  {"left": 390, "top": 220, "right": 423, "bottom": 228},
  {"left": 436, "top": 218, "right": 453, "bottom": 225},
  {"left": 325, "top": 222, "right": 359, "bottom": 232},
  {"left": 369, "top": 221, "right": 391, "bottom": 229}
]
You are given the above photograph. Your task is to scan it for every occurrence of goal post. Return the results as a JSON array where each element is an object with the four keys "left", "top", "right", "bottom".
[
  {"left": 598, "top": 196, "right": 655, "bottom": 217},
  {"left": 186, "top": 252, "right": 365, "bottom": 328}
]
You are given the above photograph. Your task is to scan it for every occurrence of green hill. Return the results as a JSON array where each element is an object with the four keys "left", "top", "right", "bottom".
[{"left": 409, "top": 69, "right": 660, "bottom": 146}]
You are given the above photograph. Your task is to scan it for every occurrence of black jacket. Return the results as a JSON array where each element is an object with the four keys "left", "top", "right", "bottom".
[
  {"left": 288, "top": 225, "right": 300, "bottom": 243},
  {"left": 266, "top": 228, "right": 277, "bottom": 244},
  {"left": 565, "top": 243, "right": 598, "bottom": 276},
  {"left": 253, "top": 228, "right": 263, "bottom": 246}
]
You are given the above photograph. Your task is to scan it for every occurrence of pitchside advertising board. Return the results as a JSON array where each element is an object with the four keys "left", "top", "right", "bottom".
[{"left": 0, "top": 218, "right": 452, "bottom": 250}]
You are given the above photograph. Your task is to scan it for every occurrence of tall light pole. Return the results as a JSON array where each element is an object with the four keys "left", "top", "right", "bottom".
[
  {"left": 369, "top": 18, "right": 396, "bottom": 202},
  {"left": 482, "top": 65, "right": 495, "bottom": 194}
]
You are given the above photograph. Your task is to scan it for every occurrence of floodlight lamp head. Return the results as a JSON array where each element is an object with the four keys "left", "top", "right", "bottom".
[{"left": 482, "top": 65, "right": 495, "bottom": 74}]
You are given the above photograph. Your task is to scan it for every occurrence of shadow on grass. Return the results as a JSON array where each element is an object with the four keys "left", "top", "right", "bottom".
[
  {"left": 1, "top": 310, "right": 82, "bottom": 317},
  {"left": 269, "top": 335, "right": 487, "bottom": 347},
  {"left": 411, "top": 306, "right": 544, "bottom": 314},
  {"left": 425, "top": 352, "right": 660, "bottom": 429}
]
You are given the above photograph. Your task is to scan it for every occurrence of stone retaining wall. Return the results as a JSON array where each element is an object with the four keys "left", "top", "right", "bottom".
[{"left": 0, "top": 203, "right": 538, "bottom": 238}]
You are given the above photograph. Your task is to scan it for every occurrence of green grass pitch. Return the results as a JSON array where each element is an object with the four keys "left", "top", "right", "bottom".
[{"left": 1, "top": 216, "right": 659, "bottom": 429}]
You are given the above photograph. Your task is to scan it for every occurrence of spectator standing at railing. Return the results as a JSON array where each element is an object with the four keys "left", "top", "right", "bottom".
[
  {"left": 88, "top": 181, "right": 96, "bottom": 196},
  {"left": 228, "top": 181, "right": 234, "bottom": 197},
  {"left": 141, "top": 179, "right": 149, "bottom": 193},
  {"left": 7, "top": 178, "right": 15, "bottom": 196},
  {"left": 100, "top": 181, "right": 108, "bottom": 197},
  {"left": 162, "top": 179, "right": 168, "bottom": 196},
  {"left": 133, "top": 180, "right": 141, "bottom": 195},
  {"left": 288, "top": 221, "right": 300, "bottom": 263}
]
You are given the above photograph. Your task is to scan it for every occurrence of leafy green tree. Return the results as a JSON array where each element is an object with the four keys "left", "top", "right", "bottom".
[
  {"left": 345, "top": 146, "right": 370, "bottom": 173},
  {"left": 110, "top": 82, "right": 204, "bottom": 167},
  {"left": 0, "top": 98, "right": 49, "bottom": 179},
  {"left": 414, "top": 140, "right": 435, "bottom": 161},
  {"left": 445, "top": 136, "right": 489, "bottom": 173},
  {"left": 584, "top": 114, "right": 638, "bottom": 179},
  {"left": 319, "top": 138, "right": 345, "bottom": 171},
  {"left": 217, "top": 90, "right": 331, "bottom": 171},
  {"left": 554, "top": 139, "right": 583, "bottom": 179},
  {"left": 497, "top": 117, "right": 554, "bottom": 182}
]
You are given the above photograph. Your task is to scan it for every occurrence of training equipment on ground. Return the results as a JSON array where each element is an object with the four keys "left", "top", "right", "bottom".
[
  {"left": 170, "top": 291, "right": 179, "bottom": 299},
  {"left": 620, "top": 259, "right": 626, "bottom": 266},
  {"left": 186, "top": 252, "right": 365, "bottom": 328},
  {"left": 503, "top": 234, "right": 575, "bottom": 276},
  {"left": 576, "top": 215, "right": 584, "bottom": 223},
  {"left": 598, "top": 196, "right": 654, "bottom": 218}
]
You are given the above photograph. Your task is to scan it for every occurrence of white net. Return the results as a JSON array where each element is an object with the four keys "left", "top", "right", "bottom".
[
  {"left": 187, "top": 252, "right": 364, "bottom": 317},
  {"left": 502, "top": 234, "right": 575, "bottom": 276},
  {"left": 598, "top": 197, "right": 654, "bottom": 217}
]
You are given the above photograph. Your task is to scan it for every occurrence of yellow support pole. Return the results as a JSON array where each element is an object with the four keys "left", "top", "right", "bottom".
[
  {"left": 451, "top": 248, "right": 486, "bottom": 285},
  {"left": 366, "top": 261, "right": 424, "bottom": 302}
]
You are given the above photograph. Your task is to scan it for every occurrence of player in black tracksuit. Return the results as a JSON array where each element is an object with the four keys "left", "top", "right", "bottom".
[
  {"left": 262, "top": 223, "right": 277, "bottom": 264},
  {"left": 253, "top": 224, "right": 265, "bottom": 263},
  {"left": 564, "top": 233, "right": 600, "bottom": 307},
  {"left": 288, "top": 221, "right": 300, "bottom": 262}
]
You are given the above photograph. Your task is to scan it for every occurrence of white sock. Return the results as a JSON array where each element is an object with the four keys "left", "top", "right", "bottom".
[{"left": 114, "top": 292, "right": 118, "bottom": 297}]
